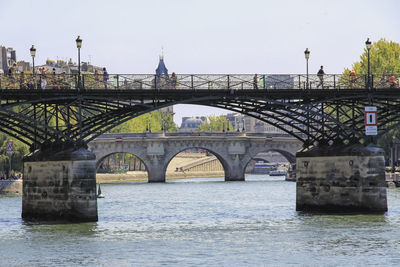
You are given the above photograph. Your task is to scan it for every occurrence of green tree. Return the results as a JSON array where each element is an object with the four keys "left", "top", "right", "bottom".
[
  {"left": 347, "top": 39, "right": 400, "bottom": 75},
  {"left": 342, "top": 39, "right": 400, "bottom": 158},
  {"left": 198, "top": 115, "right": 233, "bottom": 132},
  {"left": 0, "top": 134, "right": 29, "bottom": 173},
  {"left": 108, "top": 111, "right": 177, "bottom": 133}
]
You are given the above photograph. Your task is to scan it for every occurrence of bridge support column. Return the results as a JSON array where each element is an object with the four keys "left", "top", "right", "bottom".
[
  {"left": 22, "top": 148, "right": 98, "bottom": 222},
  {"left": 225, "top": 155, "right": 245, "bottom": 181},
  {"left": 296, "top": 145, "right": 387, "bottom": 213},
  {"left": 147, "top": 165, "right": 166, "bottom": 183}
]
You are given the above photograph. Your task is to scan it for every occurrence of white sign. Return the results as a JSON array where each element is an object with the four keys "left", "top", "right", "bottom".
[{"left": 365, "top": 106, "right": 377, "bottom": 135}]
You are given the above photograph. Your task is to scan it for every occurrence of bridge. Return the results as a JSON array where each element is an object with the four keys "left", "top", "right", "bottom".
[
  {"left": 0, "top": 72, "right": 396, "bottom": 221},
  {"left": 89, "top": 132, "right": 301, "bottom": 182}
]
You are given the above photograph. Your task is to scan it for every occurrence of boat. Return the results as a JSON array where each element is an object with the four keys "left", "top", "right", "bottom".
[
  {"left": 97, "top": 183, "right": 105, "bottom": 198},
  {"left": 250, "top": 162, "right": 276, "bottom": 174},
  {"left": 269, "top": 170, "right": 286, "bottom": 176},
  {"left": 269, "top": 166, "right": 288, "bottom": 176}
]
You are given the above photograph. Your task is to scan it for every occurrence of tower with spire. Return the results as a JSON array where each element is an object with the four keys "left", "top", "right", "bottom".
[
  {"left": 154, "top": 52, "right": 174, "bottom": 116},
  {"left": 156, "top": 51, "right": 168, "bottom": 77}
]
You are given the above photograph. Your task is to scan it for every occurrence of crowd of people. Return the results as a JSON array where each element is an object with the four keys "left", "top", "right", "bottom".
[
  {"left": 1, "top": 65, "right": 400, "bottom": 89},
  {"left": 0, "top": 173, "right": 22, "bottom": 180},
  {"left": 2, "top": 64, "right": 110, "bottom": 89}
]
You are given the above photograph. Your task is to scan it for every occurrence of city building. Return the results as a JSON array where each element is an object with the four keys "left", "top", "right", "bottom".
[
  {"left": 154, "top": 56, "right": 174, "bottom": 115},
  {"left": 243, "top": 115, "right": 287, "bottom": 134},
  {"left": 36, "top": 58, "right": 103, "bottom": 74},
  {"left": 179, "top": 116, "right": 206, "bottom": 132},
  {"left": 264, "top": 74, "right": 294, "bottom": 89},
  {"left": 226, "top": 112, "right": 288, "bottom": 134},
  {"left": 16, "top": 61, "right": 31, "bottom": 72},
  {"left": 226, "top": 113, "right": 245, "bottom": 131},
  {"left": 0, "top": 46, "right": 16, "bottom": 74}
]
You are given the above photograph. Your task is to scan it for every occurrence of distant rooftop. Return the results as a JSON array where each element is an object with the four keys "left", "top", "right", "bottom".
[{"left": 156, "top": 56, "right": 168, "bottom": 76}]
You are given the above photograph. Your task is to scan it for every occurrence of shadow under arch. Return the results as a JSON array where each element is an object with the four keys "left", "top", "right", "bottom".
[
  {"left": 252, "top": 158, "right": 269, "bottom": 163},
  {"left": 95, "top": 152, "right": 149, "bottom": 179},
  {"left": 163, "top": 146, "right": 227, "bottom": 180},
  {"left": 244, "top": 148, "right": 296, "bottom": 174}
]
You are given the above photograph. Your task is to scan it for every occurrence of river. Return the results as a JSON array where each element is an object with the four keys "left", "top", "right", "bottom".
[{"left": 1, "top": 175, "right": 400, "bottom": 266}]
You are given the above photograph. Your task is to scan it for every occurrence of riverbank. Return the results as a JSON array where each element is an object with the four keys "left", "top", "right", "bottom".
[
  {"left": 386, "top": 172, "right": 400, "bottom": 187},
  {"left": 0, "top": 180, "right": 22, "bottom": 195},
  {"left": 0, "top": 172, "right": 226, "bottom": 195},
  {"left": 96, "top": 171, "right": 225, "bottom": 183}
]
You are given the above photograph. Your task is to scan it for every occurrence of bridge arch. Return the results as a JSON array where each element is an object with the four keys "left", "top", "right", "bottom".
[
  {"left": 89, "top": 141, "right": 153, "bottom": 181},
  {"left": 248, "top": 149, "right": 296, "bottom": 164},
  {"left": 163, "top": 146, "right": 228, "bottom": 180},
  {"left": 96, "top": 152, "right": 148, "bottom": 173}
]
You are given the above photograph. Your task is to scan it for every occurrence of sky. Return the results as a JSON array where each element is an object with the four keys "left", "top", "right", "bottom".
[{"left": 1, "top": 0, "right": 400, "bottom": 125}]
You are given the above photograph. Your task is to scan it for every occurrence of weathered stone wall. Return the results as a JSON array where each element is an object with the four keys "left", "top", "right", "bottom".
[
  {"left": 296, "top": 145, "right": 387, "bottom": 213},
  {"left": 22, "top": 149, "right": 98, "bottom": 222}
]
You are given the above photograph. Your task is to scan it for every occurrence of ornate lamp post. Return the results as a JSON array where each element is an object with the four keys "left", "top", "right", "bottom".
[
  {"left": 365, "top": 38, "right": 372, "bottom": 89},
  {"left": 30, "top": 45, "right": 36, "bottom": 89},
  {"left": 304, "top": 48, "right": 310, "bottom": 89},
  {"left": 75, "top": 35, "right": 82, "bottom": 89}
]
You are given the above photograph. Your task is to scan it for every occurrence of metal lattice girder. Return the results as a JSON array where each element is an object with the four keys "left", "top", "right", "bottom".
[{"left": 1, "top": 77, "right": 400, "bottom": 150}]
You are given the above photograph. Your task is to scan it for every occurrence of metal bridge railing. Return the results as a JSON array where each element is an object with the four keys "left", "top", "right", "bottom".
[{"left": 0, "top": 73, "right": 399, "bottom": 90}]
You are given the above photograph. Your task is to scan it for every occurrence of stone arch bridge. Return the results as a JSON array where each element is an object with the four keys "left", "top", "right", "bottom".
[{"left": 88, "top": 133, "right": 302, "bottom": 182}]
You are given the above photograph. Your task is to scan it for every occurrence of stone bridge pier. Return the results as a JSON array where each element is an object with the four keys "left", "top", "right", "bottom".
[
  {"left": 296, "top": 144, "right": 387, "bottom": 213},
  {"left": 22, "top": 147, "right": 98, "bottom": 222}
]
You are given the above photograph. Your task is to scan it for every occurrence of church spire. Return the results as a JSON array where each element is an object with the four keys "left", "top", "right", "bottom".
[{"left": 156, "top": 48, "right": 168, "bottom": 76}]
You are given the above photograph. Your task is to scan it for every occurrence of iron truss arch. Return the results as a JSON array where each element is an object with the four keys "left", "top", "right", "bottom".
[{"left": 0, "top": 85, "right": 400, "bottom": 152}]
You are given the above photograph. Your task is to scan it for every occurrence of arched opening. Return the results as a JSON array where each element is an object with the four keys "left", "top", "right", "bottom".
[
  {"left": 245, "top": 149, "right": 295, "bottom": 178},
  {"left": 165, "top": 147, "right": 226, "bottom": 181},
  {"left": 96, "top": 152, "right": 149, "bottom": 183}
]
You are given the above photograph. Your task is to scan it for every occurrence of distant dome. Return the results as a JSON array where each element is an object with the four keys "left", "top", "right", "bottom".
[{"left": 181, "top": 118, "right": 204, "bottom": 129}]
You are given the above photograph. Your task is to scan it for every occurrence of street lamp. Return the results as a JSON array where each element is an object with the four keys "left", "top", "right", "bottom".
[
  {"left": 75, "top": 35, "right": 82, "bottom": 89},
  {"left": 304, "top": 48, "right": 310, "bottom": 89},
  {"left": 365, "top": 38, "right": 372, "bottom": 89},
  {"left": 30, "top": 45, "right": 36, "bottom": 89}
]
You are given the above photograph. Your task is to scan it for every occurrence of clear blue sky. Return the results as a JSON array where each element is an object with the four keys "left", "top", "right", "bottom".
[{"left": 1, "top": 0, "right": 399, "bottom": 125}]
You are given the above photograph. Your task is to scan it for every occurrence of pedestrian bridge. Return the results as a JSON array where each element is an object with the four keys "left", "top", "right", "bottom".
[{"left": 88, "top": 132, "right": 301, "bottom": 182}]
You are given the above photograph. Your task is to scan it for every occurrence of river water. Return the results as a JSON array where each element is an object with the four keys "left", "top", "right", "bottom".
[{"left": 1, "top": 175, "right": 400, "bottom": 266}]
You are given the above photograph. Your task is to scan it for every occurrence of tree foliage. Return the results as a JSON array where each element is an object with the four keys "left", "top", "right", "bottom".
[
  {"left": 345, "top": 38, "right": 400, "bottom": 75},
  {"left": 0, "top": 133, "right": 29, "bottom": 173},
  {"left": 198, "top": 115, "right": 233, "bottom": 132},
  {"left": 342, "top": 39, "right": 400, "bottom": 159},
  {"left": 108, "top": 111, "right": 177, "bottom": 133}
]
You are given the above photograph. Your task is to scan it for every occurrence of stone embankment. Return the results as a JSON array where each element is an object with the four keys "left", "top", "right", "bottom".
[
  {"left": 0, "top": 180, "right": 22, "bottom": 195},
  {"left": 386, "top": 172, "right": 400, "bottom": 187},
  {"left": 98, "top": 153, "right": 224, "bottom": 183},
  {"left": 97, "top": 171, "right": 224, "bottom": 183}
]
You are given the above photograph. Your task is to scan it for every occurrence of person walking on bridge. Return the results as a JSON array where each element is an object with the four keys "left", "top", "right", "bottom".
[
  {"left": 253, "top": 74, "right": 258, "bottom": 89},
  {"left": 317, "top": 65, "right": 325, "bottom": 89},
  {"left": 102, "top": 67, "right": 109, "bottom": 89}
]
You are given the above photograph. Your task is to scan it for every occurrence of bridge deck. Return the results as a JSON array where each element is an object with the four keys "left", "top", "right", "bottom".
[{"left": 1, "top": 88, "right": 400, "bottom": 102}]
